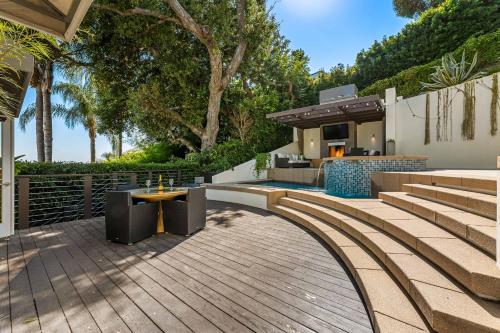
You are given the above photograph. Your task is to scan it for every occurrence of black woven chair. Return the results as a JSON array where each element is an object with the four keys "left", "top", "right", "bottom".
[
  {"left": 105, "top": 190, "right": 157, "bottom": 245},
  {"left": 163, "top": 186, "right": 206, "bottom": 236}
]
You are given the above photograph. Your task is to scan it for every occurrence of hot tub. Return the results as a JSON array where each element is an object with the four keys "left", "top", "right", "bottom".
[{"left": 324, "top": 155, "right": 427, "bottom": 198}]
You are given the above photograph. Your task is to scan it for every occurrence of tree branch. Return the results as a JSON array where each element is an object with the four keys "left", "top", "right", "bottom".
[
  {"left": 164, "top": 0, "right": 212, "bottom": 46},
  {"left": 221, "top": 0, "right": 248, "bottom": 89},
  {"left": 93, "top": 4, "right": 180, "bottom": 25}
]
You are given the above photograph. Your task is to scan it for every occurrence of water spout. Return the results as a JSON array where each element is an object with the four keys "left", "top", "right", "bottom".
[{"left": 316, "top": 161, "right": 325, "bottom": 187}]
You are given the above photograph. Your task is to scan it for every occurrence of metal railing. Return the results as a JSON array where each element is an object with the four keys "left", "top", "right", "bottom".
[{"left": 15, "top": 169, "right": 201, "bottom": 229}]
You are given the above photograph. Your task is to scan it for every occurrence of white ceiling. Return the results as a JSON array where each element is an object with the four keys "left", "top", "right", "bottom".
[{"left": 0, "top": 0, "right": 93, "bottom": 41}]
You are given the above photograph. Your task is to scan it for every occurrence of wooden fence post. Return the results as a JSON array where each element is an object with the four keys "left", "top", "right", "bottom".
[
  {"left": 17, "top": 176, "right": 30, "bottom": 229},
  {"left": 112, "top": 172, "right": 118, "bottom": 189},
  {"left": 130, "top": 173, "right": 137, "bottom": 185},
  {"left": 177, "top": 170, "right": 182, "bottom": 186},
  {"left": 83, "top": 175, "right": 92, "bottom": 219}
]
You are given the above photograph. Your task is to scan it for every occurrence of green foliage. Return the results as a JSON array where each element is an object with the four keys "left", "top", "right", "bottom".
[
  {"left": 491, "top": 74, "right": 498, "bottom": 136},
  {"left": 360, "top": 29, "right": 500, "bottom": 98},
  {"left": 421, "top": 51, "right": 484, "bottom": 91},
  {"left": 253, "top": 152, "right": 271, "bottom": 177},
  {"left": 105, "top": 143, "right": 181, "bottom": 163},
  {"left": 15, "top": 160, "right": 203, "bottom": 176},
  {"left": 354, "top": 0, "right": 500, "bottom": 89},
  {"left": 392, "top": 0, "right": 444, "bottom": 18}
]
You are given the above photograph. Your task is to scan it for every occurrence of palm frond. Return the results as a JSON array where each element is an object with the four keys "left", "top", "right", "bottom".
[{"left": 18, "top": 103, "right": 36, "bottom": 131}]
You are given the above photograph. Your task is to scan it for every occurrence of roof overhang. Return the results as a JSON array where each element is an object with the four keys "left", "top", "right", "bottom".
[
  {"left": 0, "top": 0, "right": 93, "bottom": 41},
  {"left": 266, "top": 95, "right": 384, "bottom": 129},
  {"left": 0, "top": 52, "right": 34, "bottom": 119}
]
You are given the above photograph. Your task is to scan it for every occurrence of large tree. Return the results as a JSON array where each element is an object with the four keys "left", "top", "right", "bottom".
[
  {"left": 392, "top": 0, "right": 444, "bottom": 18},
  {"left": 88, "top": 0, "right": 267, "bottom": 151}
]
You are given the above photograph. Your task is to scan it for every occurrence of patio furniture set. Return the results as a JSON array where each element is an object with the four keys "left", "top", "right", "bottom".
[{"left": 105, "top": 184, "right": 207, "bottom": 245}]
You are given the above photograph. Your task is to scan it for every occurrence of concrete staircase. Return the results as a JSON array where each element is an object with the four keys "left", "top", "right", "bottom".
[{"left": 268, "top": 177, "right": 500, "bottom": 333}]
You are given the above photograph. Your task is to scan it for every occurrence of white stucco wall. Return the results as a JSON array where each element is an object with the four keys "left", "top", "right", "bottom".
[
  {"left": 303, "top": 128, "right": 321, "bottom": 159},
  {"left": 206, "top": 189, "right": 268, "bottom": 210},
  {"left": 392, "top": 73, "right": 500, "bottom": 169},
  {"left": 357, "top": 121, "right": 384, "bottom": 153},
  {"left": 211, "top": 142, "right": 301, "bottom": 184}
]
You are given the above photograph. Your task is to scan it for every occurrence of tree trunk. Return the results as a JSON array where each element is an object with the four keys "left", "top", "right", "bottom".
[
  {"left": 118, "top": 132, "right": 123, "bottom": 156},
  {"left": 41, "top": 61, "right": 53, "bottom": 162},
  {"left": 89, "top": 130, "right": 96, "bottom": 163},
  {"left": 201, "top": 88, "right": 223, "bottom": 151},
  {"left": 35, "top": 84, "right": 45, "bottom": 162},
  {"left": 42, "top": 88, "right": 52, "bottom": 162}
]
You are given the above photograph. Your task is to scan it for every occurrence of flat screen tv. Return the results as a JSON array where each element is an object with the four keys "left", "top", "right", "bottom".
[{"left": 323, "top": 124, "right": 349, "bottom": 140}]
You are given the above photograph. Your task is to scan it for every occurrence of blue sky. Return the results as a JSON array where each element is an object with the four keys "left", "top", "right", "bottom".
[{"left": 15, "top": 0, "right": 410, "bottom": 162}]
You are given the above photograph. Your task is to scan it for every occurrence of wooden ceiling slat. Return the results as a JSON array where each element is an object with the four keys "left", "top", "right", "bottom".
[{"left": 267, "top": 94, "right": 384, "bottom": 128}]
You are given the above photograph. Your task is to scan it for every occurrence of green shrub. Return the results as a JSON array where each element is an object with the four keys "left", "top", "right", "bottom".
[
  {"left": 353, "top": 0, "right": 500, "bottom": 88},
  {"left": 360, "top": 29, "right": 500, "bottom": 98},
  {"left": 15, "top": 160, "right": 203, "bottom": 175},
  {"left": 253, "top": 153, "right": 271, "bottom": 177}
]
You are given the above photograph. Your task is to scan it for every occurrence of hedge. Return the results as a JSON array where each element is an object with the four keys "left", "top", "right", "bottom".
[
  {"left": 15, "top": 160, "right": 205, "bottom": 176},
  {"left": 359, "top": 28, "right": 500, "bottom": 99},
  {"left": 353, "top": 0, "right": 500, "bottom": 89}
]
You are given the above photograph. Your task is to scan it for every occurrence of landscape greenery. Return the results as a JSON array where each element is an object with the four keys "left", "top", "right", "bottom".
[{"left": 9, "top": 0, "right": 500, "bottom": 177}]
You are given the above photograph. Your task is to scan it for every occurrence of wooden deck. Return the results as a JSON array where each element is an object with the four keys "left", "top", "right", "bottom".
[{"left": 0, "top": 201, "right": 372, "bottom": 333}]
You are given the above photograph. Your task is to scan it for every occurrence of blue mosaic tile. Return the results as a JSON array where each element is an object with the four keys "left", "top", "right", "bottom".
[{"left": 324, "top": 159, "right": 426, "bottom": 198}]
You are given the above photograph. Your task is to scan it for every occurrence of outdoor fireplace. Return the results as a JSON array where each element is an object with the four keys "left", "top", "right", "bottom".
[{"left": 328, "top": 142, "right": 346, "bottom": 157}]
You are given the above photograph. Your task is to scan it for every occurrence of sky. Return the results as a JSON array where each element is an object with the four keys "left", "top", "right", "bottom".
[{"left": 14, "top": 0, "right": 410, "bottom": 162}]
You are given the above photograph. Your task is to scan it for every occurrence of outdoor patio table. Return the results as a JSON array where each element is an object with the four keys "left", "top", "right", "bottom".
[{"left": 131, "top": 188, "right": 188, "bottom": 234}]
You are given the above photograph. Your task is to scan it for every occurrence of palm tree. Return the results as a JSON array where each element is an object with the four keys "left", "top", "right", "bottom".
[{"left": 52, "top": 81, "right": 98, "bottom": 162}]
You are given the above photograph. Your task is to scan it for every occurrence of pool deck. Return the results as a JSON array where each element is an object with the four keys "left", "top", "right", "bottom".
[{"left": 0, "top": 201, "right": 372, "bottom": 333}]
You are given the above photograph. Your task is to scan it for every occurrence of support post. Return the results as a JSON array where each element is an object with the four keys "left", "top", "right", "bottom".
[
  {"left": 17, "top": 177, "right": 30, "bottom": 229},
  {"left": 497, "top": 156, "right": 500, "bottom": 268},
  {"left": 130, "top": 173, "right": 137, "bottom": 185},
  {"left": 83, "top": 175, "right": 92, "bottom": 219},
  {"left": 1, "top": 119, "right": 15, "bottom": 236},
  {"left": 177, "top": 170, "right": 182, "bottom": 186}
]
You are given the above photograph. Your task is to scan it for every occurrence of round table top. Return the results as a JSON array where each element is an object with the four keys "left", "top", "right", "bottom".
[{"left": 131, "top": 188, "right": 188, "bottom": 201}]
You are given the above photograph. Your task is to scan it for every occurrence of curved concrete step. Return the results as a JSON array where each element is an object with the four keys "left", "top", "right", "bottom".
[
  {"left": 379, "top": 192, "right": 496, "bottom": 256},
  {"left": 402, "top": 184, "right": 496, "bottom": 220},
  {"left": 270, "top": 204, "right": 431, "bottom": 333},
  {"left": 286, "top": 190, "right": 500, "bottom": 300},
  {"left": 276, "top": 197, "right": 500, "bottom": 333}
]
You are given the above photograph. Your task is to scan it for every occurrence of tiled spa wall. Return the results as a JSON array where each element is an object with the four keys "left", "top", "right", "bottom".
[{"left": 325, "top": 159, "right": 427, "bottom": 198}]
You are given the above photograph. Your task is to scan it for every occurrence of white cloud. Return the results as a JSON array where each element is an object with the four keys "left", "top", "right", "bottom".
[{"left": 280, "top": 0, "right": 339, "bottom": 19}]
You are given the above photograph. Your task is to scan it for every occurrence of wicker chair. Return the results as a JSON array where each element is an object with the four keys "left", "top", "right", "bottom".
[
  {"left": 105, "top": 190, "right": 157, "bottom": 244},
  {"left": 163, "top": 186, "right": 206, "bottom": 236}
]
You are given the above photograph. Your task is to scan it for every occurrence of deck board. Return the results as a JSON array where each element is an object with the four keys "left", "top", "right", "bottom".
[{"left": 2, "top": 201, "right": 373, "bottom": 333}]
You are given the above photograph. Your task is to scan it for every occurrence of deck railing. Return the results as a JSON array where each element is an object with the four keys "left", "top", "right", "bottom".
[{"left": 15, "top": 169, "right": 201, "bottom": 229}]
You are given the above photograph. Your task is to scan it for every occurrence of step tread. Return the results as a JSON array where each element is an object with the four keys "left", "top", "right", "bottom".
[
  {"left": 380, "top": 192, "right": 496, "bottom": 255},
  {"left": 285, "top": 191, "right": 500, "bottom": 300},
  {"left": 271, "top": 204, "right": 430, "bottom": 333},
  {"left": 404, "top": 183, "right": 497, "bottom": 201},
  {"left": 402, "top": 184, "right": 496, "bottom": 219},
  {"left": 276, "top": 198, "right": 500, "bottom": 333}
]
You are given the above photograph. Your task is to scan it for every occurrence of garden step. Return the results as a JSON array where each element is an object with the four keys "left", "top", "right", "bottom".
[
  {"left": 284, "top": 190, "right": 500, "bottom": 300},
  {"left": 270, "top": 204, "right": 430, "bottom": 333},
  {"left": 273, "top": 199, "right": 500, "bottom": 333},
  {"left": 379, "top": 192, "right": 496, "bottom": 256},
  {"left": 401, "top": 184, "right": 496, "bottom": 220}
]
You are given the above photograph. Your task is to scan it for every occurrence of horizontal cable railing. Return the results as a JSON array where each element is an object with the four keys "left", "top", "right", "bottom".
[{"left": 15, "top": 170, "right": 203, "bottom": 229}]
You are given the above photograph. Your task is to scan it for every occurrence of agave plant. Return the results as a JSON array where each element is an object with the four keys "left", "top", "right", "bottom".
[{"left": 421, "top": 51, "right": 485, "bottom": 91}]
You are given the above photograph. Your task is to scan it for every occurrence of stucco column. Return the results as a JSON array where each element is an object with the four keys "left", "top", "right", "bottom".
[
  {"left": 0, "top": 119, "right": 15, "bottom": 238},
  {"left": 497, "top": 156, "right": 500, "bottom": 268}
]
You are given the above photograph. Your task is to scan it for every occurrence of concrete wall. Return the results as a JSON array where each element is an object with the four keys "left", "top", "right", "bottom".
[
  {"left": 390, "top": 73, "right": 500, "bottom": 169},
  {"left": 212, "top": 142, "right": 300, "bottom": 184},
  {"left": 206, "top": 189, "right": 268, "bottom": 210},
  {"left": 357, "top": 121, "right": 384, "bottom": 153},
  {"left": 303, "top": 128, "right": 321, "bottom": 159}
]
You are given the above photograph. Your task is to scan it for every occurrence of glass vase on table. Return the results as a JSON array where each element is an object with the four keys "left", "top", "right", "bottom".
[
  {"left": 169, "top": 178, "right": 174, "bottom": 191},
  {"left": 145, "top": 179, "right": 151, "bottom": 192}
]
